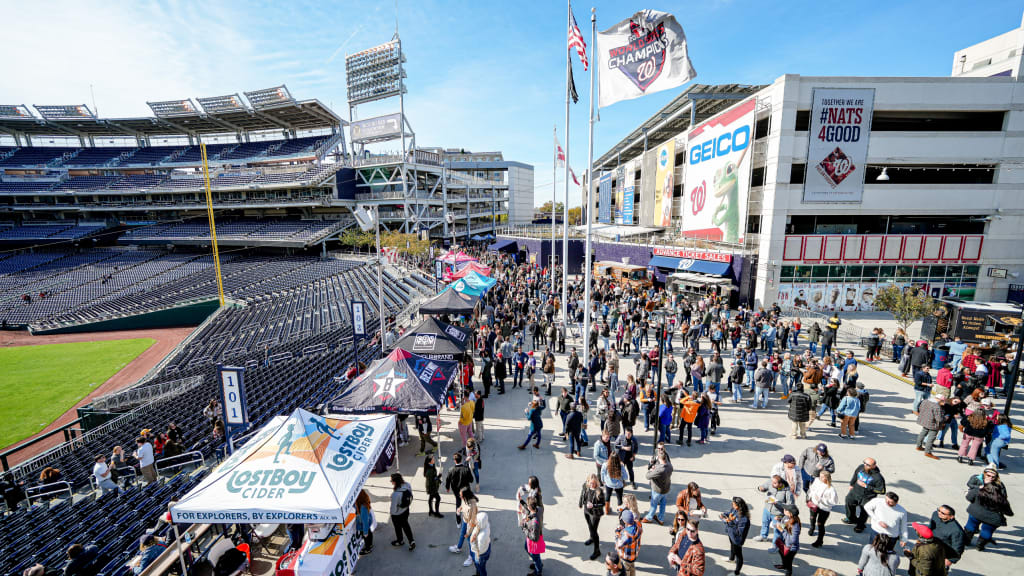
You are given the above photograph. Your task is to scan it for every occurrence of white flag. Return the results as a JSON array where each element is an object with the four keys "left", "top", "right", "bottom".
[{"left": 597, "top": 10, "right": 696, "bottom": 108}]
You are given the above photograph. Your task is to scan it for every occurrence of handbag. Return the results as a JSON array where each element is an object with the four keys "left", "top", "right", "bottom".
[{"left": 806, "top": 497, "right": 819, "bottom": 513}]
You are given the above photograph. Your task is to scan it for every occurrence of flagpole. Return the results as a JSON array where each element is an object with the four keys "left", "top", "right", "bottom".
[
  {"left": 583, "top": 7, "right": 596, "bottom": 378},
  {"left": 551, "top": 125, "right": 557, "bottom": 302},
  {"left": 561, "top": 0, "right": 571, "bottom": 335}
]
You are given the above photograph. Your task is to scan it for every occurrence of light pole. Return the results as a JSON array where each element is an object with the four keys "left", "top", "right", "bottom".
[{"left": 650, "top": 309, "right": 668, "bottom": 455}]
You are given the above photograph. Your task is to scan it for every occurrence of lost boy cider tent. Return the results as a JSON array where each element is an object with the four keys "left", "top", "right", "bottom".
[
  {"left": 170, "top": 409, "right": 395, "bottom": 523},
  {"left": 597, "top": 10, "right": 696, "bottom": 108}
]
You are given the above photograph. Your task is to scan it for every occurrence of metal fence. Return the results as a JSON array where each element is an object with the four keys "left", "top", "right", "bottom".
[{"left": 89, "top": 375, "right": 205, "bottom": 412}]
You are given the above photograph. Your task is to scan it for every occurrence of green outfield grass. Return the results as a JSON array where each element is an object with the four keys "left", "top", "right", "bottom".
[{"left": 0, "top": 338, "right": 155, "bottom": 449}]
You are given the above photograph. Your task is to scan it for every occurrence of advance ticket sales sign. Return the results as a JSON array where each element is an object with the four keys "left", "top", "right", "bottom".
[{"left": 804, "top": 88, "right": 875, "bottom": 203}]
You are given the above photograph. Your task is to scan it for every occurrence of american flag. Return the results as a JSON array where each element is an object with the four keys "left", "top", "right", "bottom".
[
  {"left": 568, "top": 10, "right": 588, "bottom": 71},
  {"left": 554, "top": 134, "right": 566, "bottom": 167}
]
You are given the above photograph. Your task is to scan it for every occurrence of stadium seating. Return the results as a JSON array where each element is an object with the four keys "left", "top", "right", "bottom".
[{"left": 0, "top": 148, "right": 76, "bottom": 167}]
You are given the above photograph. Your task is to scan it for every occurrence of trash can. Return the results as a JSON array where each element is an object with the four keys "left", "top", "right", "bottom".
[{"left": 932, "top": 345, "right": 950, "bottom": 369}]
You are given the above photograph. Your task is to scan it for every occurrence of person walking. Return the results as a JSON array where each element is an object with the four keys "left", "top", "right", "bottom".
[
  {"left": 658, "top": 394, "right": 674, "bottom": 444},
  {"left": 616, "top": 428, "right": 639, "bottom": 490},
  {"left": 641, "top": 450, "right": 673, "bottom": 526},
  {"left": 844, "top": 458, "right": 886, "bottom": 533},
  {"left": 667, "top": 519, "right": 705, "bottom": 576},
  {"left": 664, "top": 353, "right": 678, "bottom": 389},
  {"left": 958, "top": 410, "right": 993, "bottom": 465},
  {"left": 837, "top": 387, "right": 861, "bottom": 440},
  {"left": 520, "top": 496, "right": 545, "bottom": 575},
  {"left": 518, "top": 400, "right": 544, "bottom": 450},
  {"left": 473, "top": 391, "right": 486, "bottom": 442},
  {"left": 614, "top": 510, "right": 643, "bottom": 576},
  {"left": 856, "top": 534, "right": 899, "bottom": 576},
  {"left": 449, "top": 488, "right": 478, "bottom": 566},
  {"left": 986, "top": 414, "right": 1012, "bottom": 469},
  {"left": 565, "top": 403, "right": 584, "bottom": 459},
  {"left": 722, "top": 497, "right": 751, "bottom": 575},
  {"left": 787, "top": 384, "right": 812, "bottom": 439},
  {"left": 915, "top": 395, "right": 945, "bottom": 460},
  {"left": 458, "top": 392, "right": 476, "bottom": 448},
  {"left": 470, "top": 512, "right": 491, "bottom": 576},
  {"left": 389, "top": 473, "right": 415, "bottom": 550},
  {"left": 806, "top": 470, "right": 839, "bottom": 548},
  {"left": 415, "top": 415, "right": 437, "bottom": 456},
  {"left": 424, "top": 453, "right": 443, "bottom": 519},
  {"left": 579, "top": 473, "right": 606, "bottom": 560},
  {"left": 808, "top": 322, "right": 821, "bottom": 355},
  {"left": 728, "top": 360, "right": 745, "bottom": 403},
  {"left": 557, "top": 388, "right": 573, "bottom": 438}
]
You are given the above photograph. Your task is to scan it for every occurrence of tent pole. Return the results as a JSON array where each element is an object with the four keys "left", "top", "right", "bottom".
[{"left": 171, "top": 507, "right": 189, "bottom": 576}]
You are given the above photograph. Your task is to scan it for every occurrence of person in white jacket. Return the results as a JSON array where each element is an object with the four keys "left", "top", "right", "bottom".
[
  {"left": 805, "top": 470, "right": 840, "bottom": 548},
  {"left": 863, "top": 492, "right": 909, "bottom": 551},
  {"left": 470, "top": 511, "right": 492, "bottom": 576}
]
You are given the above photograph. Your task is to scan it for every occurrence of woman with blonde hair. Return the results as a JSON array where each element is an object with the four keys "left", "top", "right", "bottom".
[
  {"left": 601, "top": 453, "right": 628, "bottom": 513},
  {"left": 578, "top": 473, "right": 606, "bottom": 560}
]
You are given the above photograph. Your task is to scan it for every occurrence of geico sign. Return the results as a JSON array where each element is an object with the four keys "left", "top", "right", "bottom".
[{"left": 688, "top": 125, "right": 750, "bottom": 166}]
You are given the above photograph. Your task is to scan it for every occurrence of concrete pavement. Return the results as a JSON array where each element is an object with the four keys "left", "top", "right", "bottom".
[{"left": 349, "top": 323, "right": 1020, "bottom": 576}]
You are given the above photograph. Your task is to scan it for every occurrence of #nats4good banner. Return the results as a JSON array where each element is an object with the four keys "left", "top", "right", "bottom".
[
  {"left": 804, "top": 88, "right": 875, "bottom": 203},
  {"left": 597, "top": 10, "right": 696, "bottom": 108},
  {"left": 682, "top": 98, "right": 756, "bottom": 244}
]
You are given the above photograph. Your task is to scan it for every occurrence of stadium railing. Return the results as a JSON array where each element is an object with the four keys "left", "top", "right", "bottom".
[
  {"left": 25, "top": 480, "right": 73, "bottom": 504},
  {"left": 88, "top": 373, "right": 206, "bottom": 412}
]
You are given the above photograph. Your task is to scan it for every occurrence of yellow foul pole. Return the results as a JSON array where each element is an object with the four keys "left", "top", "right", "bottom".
[{"left": 200, "top": 143, "right": 226, "bottom": 306}]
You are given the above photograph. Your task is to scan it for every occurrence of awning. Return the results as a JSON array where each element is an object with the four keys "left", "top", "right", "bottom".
[
  {"left": 573, "top": 224, "right": 662, "bottom": 238},
  {"left": 488, "top": 239, "right": 518, "bottom": 252},
  {"left": 670, "top": 272, "right": 738, "bottom": 291},
  {"left": 648, "top": 256, "right": 731, "bottom": 276},
  {"left": 170, "top": 409, "right": 395, "bottom": 524}
]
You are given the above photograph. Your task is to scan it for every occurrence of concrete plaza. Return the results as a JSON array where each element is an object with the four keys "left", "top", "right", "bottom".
[{"left": 348, "top": 320, "right": 1020, "bottom": 576}]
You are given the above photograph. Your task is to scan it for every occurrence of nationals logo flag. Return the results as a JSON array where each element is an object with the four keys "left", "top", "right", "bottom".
[{"left": 597, "top": 10, "right": 696, "bottom": 108}]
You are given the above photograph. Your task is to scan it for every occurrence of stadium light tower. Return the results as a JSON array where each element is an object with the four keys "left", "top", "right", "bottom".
[{"left": 355, "top": 205, "right": 386, "bottom": 357}]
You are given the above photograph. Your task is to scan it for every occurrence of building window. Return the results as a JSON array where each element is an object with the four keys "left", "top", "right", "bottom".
[{"left": 789, "top": 163, "right": 806, "bottom": 184}]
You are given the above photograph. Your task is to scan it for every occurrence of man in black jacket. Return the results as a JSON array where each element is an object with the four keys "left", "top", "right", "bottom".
[
  {"left": 843, "top": 458, "right": 886, "bottom": 532},
  {"left": 444, "top": 453, "right": 474, "bottom": 524},
  {"left": 565, "top": 404, "right": 583, "bottom": 459},
  {"left": 556, "top": 388, "right": 574, "bottom": 438},
  {"left": 787, "top": 384, "right": 812, "bottom": 439},
  {"left": 929, "top": 505, "right": 964, "bottom": 571}
]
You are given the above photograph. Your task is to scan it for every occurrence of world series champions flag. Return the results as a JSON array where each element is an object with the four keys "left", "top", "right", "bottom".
[{"left": 597, "top": 10, "right": 696, "bottom": 108}]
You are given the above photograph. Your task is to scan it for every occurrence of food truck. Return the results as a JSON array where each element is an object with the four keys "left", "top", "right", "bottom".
[{"left": 920, "top": 299, "right": 1022, "bottom": 351}]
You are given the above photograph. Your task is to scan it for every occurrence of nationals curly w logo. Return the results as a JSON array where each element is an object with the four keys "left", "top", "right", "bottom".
[{"left": 605, "top": 20, "right": 667, "bottom": 92}]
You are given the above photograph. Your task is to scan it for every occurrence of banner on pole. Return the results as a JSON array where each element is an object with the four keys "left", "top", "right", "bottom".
[
  {"left": 621, "top": 159, "right": 635, "bottom": 225},
  {"left": 614, "top": 165, "right": 625, "bottom": 223},
  {"left": 682, "top": 98, "right": 756, "bottom": 244},
  {"left": 352, "top": 301, "right": 367, "bottom": 340},
  {"left": 803, "top": 88, "right": 875, "bottom": 203},
  {"left": 598, "top": 172, "right": 612, "bottom": 224},
  {"left": 653, "top": 139, "right": 675, "bottom": 227},
  {"left": 596, "top": 10, "right": 696, "bottom": 108}
]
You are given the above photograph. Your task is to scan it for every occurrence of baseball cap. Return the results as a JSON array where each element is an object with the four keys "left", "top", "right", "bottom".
[
  {"left": 816, "top": 443, "right": 828, "bottom": 453},
  {"left": 621, "top": 510, "right": 635, "bottom": 523},
  {"left": 912, "top": 522, "right": 933, "bottom": 539},
  {"left": 782, "top": 454, "right": 796, "bottom": 464},
  {"left": 981, "top": 398, "right": 993, "bottom": 407}
]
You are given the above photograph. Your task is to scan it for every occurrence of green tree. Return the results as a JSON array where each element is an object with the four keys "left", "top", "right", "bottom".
[{"left": 873, "top": 284, "right": 938, "bottom": 333}]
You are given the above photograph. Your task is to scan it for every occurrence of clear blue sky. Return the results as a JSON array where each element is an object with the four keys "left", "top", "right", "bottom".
[{"left": 2, "top": 0, "right": 1020, "bottom": 206}]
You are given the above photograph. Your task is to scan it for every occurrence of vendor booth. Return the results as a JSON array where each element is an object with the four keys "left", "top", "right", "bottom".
[
  {"left": 444, "top": 271, "right": 497, "bottom": 297},
  {"left": 169, "top": 409, "right": 396, "bottom": 576},
  {"left": 451, "top": 261, "right": 492, "bottom": 279},
  {"left": 420, "top": 288, "right": 479, "bottom": 315},
  {"left": 326, "top": 348, "right": 459, "bottom": 415},
  {"left": 438, "top": 251, "right": 478, "bottom": 265},
  {"left": 391, "top": 317, "right": 470, "bottom": 360}
]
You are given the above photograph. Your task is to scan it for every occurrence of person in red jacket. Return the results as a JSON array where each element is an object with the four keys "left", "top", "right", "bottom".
[{"left": 668, "top": 520, "right": 706, "bottom": 576}]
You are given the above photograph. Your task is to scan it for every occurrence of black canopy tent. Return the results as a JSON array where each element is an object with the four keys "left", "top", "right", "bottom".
[
  {"left": 419, "top": 289, "right": 479, "bottom": 315},
  {"left": 326, "top": 348, "right": 459, "bottom": 416},
  {"left": 391, "top": 317, "right": 470, "bottom": 360}
]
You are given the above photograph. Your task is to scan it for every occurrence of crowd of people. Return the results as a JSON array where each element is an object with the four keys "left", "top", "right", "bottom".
[{"left": 376, "top": 247, "right": 1018, "bottom": 576}]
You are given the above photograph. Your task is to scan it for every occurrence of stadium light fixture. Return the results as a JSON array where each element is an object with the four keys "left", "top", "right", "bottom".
[{"left": 876, "top": 167, "right": 890, "bottom": 181}]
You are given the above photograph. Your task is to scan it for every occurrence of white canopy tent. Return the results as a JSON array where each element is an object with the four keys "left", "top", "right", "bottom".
[
  {"left": 170, "top": 409, "right": 395, "bottom": 576},
  {"left": 669, "top": 271, "right": 738, "bottom": 291}
]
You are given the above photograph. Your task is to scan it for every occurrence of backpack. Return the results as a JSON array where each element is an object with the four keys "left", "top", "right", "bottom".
[
  {"left": 537, "top": 397, "right": 547, "bottom": 410},
  {"left": 399, "top": 487, "right": 413, "bottom": 509}
]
